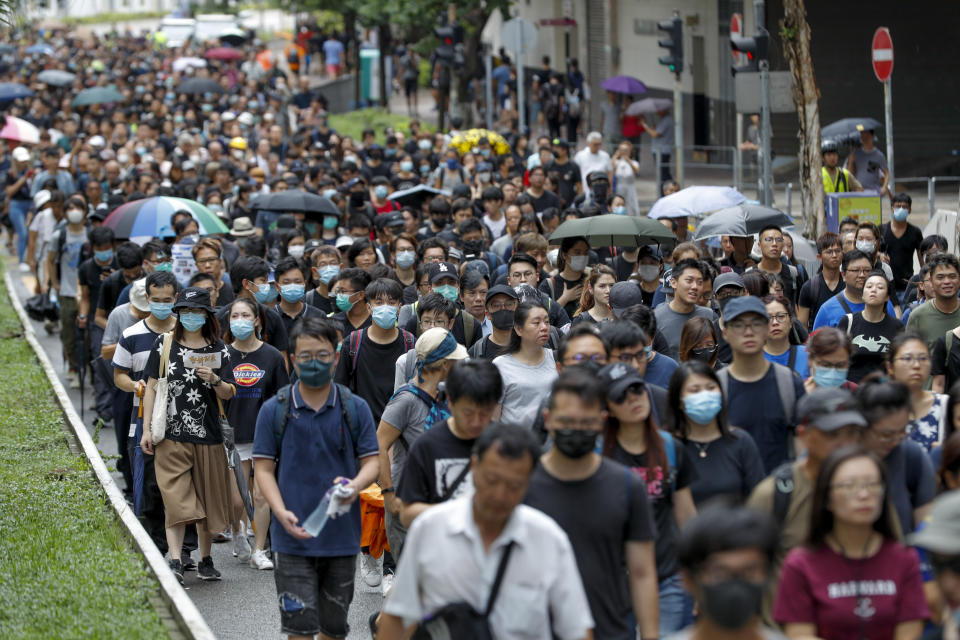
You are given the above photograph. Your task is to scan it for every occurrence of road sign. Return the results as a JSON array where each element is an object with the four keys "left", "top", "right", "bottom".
[
  {"left": 872, "top": 27, "right": 893, "bottom": 82},
  {"left": 502, "top": 18, "right": 537, "bottom": 55},
  {"left": 735, "top": 71, "right": 794, "bottom": 113},
  {"left": 730, "top": 13, "right": 743, "bottom": 64}
]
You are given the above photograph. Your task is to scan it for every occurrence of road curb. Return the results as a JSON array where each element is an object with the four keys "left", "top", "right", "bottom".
[{"left": 4, "top": 271, "right": 216, "bottom": 640}]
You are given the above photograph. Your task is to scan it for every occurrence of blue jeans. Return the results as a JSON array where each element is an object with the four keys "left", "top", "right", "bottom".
[
  {"left": 10, "top": 198, "right": 30, "bottom": 262},
  {"left": 659, "top": 573, "right": 693, "bottom": 636}
]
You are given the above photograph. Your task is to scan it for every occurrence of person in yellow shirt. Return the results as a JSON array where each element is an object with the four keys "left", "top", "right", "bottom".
[{"left": 821, "top": 140, "right": 863, "bottom": 194}]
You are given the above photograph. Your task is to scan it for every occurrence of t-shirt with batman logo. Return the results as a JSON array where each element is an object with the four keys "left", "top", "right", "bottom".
[{"left": 837, "top": 311, "right": 904, "bottom": 383}]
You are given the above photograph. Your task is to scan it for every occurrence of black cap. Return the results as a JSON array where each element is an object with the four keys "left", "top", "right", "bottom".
[
  {"left": 486, "top": 284, "right": 519, "bottom": 303},
  {"left": 173, "top": 286, "right": 214, "bottom": 312},
  {"left": 597, "top": 363, "right": 647, "bottom": 402},
  {"left": 428, "top": 261, "right": 459, "bottom": 284}
]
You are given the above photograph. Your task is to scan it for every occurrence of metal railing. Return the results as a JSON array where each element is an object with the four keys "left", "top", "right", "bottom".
[
  {"left": 895, "top": 176, "right": 960, "bottom": 220},
  {"left": 653, "top": 145, "right": 739, "bottom": 196}
]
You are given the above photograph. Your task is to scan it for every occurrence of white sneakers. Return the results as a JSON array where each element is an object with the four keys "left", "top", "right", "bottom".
[
  {"left": 18, "top": 263, "right": 30, "bottom": 273},
  {"left": 249, "top": 548, "right": 274, "bottom": 570},
  {"left": 381, "top": 572, "right": 395, "bottom": 597},
  {"left": 361, "top": 553, "right": 382, "bottom": 587},
  {"left": 232, "top": 531, "right": 252, "bottom": 562}
]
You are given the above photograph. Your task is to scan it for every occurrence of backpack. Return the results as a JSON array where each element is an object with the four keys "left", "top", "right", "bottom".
[
  {"left": 835, "top": 291, "right": 853, "bottom": 314},
  {"left": 542, "top": 85, "right": 560, "bottom": 121},
  {"left": 271, "top": 383, "right": 359, "bottom": 466},
  {"left": 565, "top": 88, "right": 582, "bottom": 118},
  {"left": 389, "top": 383, "right": 451, "bottom": 453},
  {"left": 347, "top": 328, "right": 416, "bottom": 381},
  {"left": 770, "top": 462, "right": 796, "bottom": 525},
  {"left": 716, "top": 363, "right": 799, "bottom": 460},
  {"left": 53, "top": 222, "right": 92, "bottom": 280}
]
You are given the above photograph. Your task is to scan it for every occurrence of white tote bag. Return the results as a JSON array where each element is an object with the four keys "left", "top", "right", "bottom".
[{"left": 150, "top": 332, "right": 174, "bottom": 445}]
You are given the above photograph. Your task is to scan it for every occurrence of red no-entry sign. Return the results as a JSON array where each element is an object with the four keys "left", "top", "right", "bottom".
[{"left": 872, "top": 27, "right": 893, "bottom": 82}]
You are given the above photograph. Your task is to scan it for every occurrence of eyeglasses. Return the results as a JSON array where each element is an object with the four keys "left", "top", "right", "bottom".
[
  {"left": 487, "top": 301, "right": 518, "bottom": 312},
  {"left": 565, "top": 353, "right": 607, "bottom": 364},
  {"left": 871, "top": 428, "right": 906, "bottom": 443},
  {"left": 894, "top": 355, "right": 930, "bottom": 365},
  {"left": 830, "top": 480, "right": 885, "bottom": 496},
  {"left": 615, "top": 346, "right": 653, "bottom": 364},
  {"left": 294, "top": 351, "right": 336, "bottom": 364},
  {"left": 761, "top": 236, "right": 784, "bottom": 244},
  {"left": 725, "top": 319, "right": 767, "bottom": 333},
  {"left": 845, "top": 268, "right": 872, "bottom": 275},
  {"left": 333, "top": 289, "right": 356, "bottom": 296},
  {"left": 420, "top": 317, "right": 448, "bottom": 329},
  {"left": 768, "top": 313, "right": 790, "bottom": 324},
  {"left": 822, "top": 249, "right": 843, "bottom": 257}
]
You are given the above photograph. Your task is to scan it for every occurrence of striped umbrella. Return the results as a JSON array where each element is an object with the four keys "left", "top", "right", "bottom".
[
  {"left": 0, "top": 116, "right": 39, "bottom": 144},
  {"left": 103, "top": 197, "right": 228, "bottom": 240}
]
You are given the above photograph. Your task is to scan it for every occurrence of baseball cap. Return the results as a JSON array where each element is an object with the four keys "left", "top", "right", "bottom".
[
  {"left": 88, "top": 135, "right": 106, "bottom": 149},
  {"left": 713, "top": 272, "right": 746, "bottom": 295},
  {"left": 335, "top": 236, "right": 354, "bottom": 250},
  {"left": 637, "top": 245, "right": 662, "bottom": 262},
  {"left": 796, "top": 387, "right": 867, "bottom": 432},
  {"left": 128, "top": 278, "right": 150, "bottom": 312},
  {"left": 34, "top": 189, "right": 51, "bottom": 209},
  {"left": 609, "top": 281, "right": 645, "bottom": 317},
  {"left": 597, "top": 363, "right": 647, "bottom": 402},
  {"left": 721, "top": 295, "right": 768, "bottom": 323},
  {"left": 173, "top": 286, "right": 214, "bottom": 312},
  {"left": 908, "top": 492, "right": 960, "bottom": 555},
  {"left": 485, "top": 284, "right": 519, "bottom": 303},
  {"left": 428, "top": 261, "right": 459, "bottom": 284},
  {"left": 12, "top": 146, "right": 30, "bottom": 162},
  {"left": 415, "top": 327, "right": 468, "bottom": 364}
]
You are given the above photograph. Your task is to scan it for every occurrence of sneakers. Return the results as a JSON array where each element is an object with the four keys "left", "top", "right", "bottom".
[
  {"left": 361, "top": 553, "right": 382, "bottom": 587},
  {"left": 381, "top": 571, "right": 395, "bottom": 597},
  {"left": 197, "top": 555, "right": 221, "bottom": 581},
  {"left": 245, "top": 522, "right": 255, "bottom": 538},
  {"left": 212, "top": 527, "right": 232, "bottom": 543},
  {"left": 182, "top": 554, "right": 197, "bottom": 572},
  {"left": 18, "top": 262, "right": 30, "bottom": 273},
  {"left": 249, "top": 548, "right": 274, "bottom": 570},
  {"left": 67, "top": 372, "right": 80, "bottom": 389},
  {"left": 233, "top": 530, "right": 252, "bottom": 562},
  {"left": 169, "top": 559, "right": 184, "bottom": 585}
]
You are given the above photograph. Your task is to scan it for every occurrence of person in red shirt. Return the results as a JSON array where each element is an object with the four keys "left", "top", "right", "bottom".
[{"left": 370, "top": 177, "right": 399, "bottom": 215}]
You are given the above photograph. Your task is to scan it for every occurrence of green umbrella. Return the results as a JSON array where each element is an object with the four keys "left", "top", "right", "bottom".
[
  {"left": 72, "top": 86, "right": 125, "bottom": 107},
  {"left": 549, "top": 214, "right": 675, "bottom": 248}
]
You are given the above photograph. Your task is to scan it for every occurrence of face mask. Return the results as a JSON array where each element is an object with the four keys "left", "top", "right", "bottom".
[
  {"left": 592, "top": 185, "right": 608, "bottom": 202},
  {"left": 568, "top": 255, "right": 589, "bottom": 272},
  {"left": 612, "top": 205, "right": 626, "bottom": 215},
  {"left": 165, "top": 92, "right": 175, "bottom": 102},
  {"left": 349, "top": 192, "right": 365, "bottom": 207},
  {"left": 434, "top": 284, "right": 459, "bottom": 302},
  {"left": 553, "top": 429, "right": 599, "bottom": 458},
  {"left": 179, "top": 311, "right": 206, "bottom": 332},
  {"left": 251, "top": 282, "right": 277, "bottom": 304},
  {"left": 683, "top": 390, "right": 723, "bottom": 424},
  {"left": 462, "top": 239, "right": 485, "bottom": 256},
  {"left": 322, "top": 216, "right": 339, "bottom": 230},
  {"left": 478, "top": 172, "right": 491, "bottom": 183},
  {"left": 371, "top": 304, "right": 398, "bottom": 329},
  {"left": 385, "top": 148, "right": 397, "bottom": 158},
  {"left": 95, "top": 249, "right": 114, "bottom": 263},
  {"left": 490, "top": 309, "right": 514, "bottom": 330},
  {"left": 700, "top": 579, "right": 764, "bottom": 630},
  {"left": 547, "top": 248, "right": 559, "bottom": 268},
  {"left": 149, "top": 302, "right": 174, "bottom": 320},
  {"left": 230, "top": 318, "right": 255, "bottom": 340},
  {"left": 280, "top": 283, "right": 305, "bottom": 303},
  {"left": 856, "top": 240, "right": 875, "bottom": 255},
  {"left": 336, "top": 292, "right": 355, "bottom": 312},
  {"left": 395, "top": 250, "right": 416, "bottom": 270},
  {"left": 154, "top": 261, "right": 173, "bottom": 273},
  {"left": 418, "top": 139, "right": 431, "bottom": 151},
  {"left": 637, "top": 265, "right": 659, "bottom": 282},
  {"left": 893, "top": 207, "right": 909, "bottom": 222},
  {"left": 66, "top": 209, "right": 84, "bottom": 224},
  {"left": 419, "top": 164, "right": 431, "bottom": 174},
  {"left": 374, "top": 185, "right": 388, "bottom": 199},
  {"left": 297, "top": 358, "right": 334, "bottom": 388},
  {"left": 322, "top": 188, "right": 338, "bottom": 200},
  {"left": 287, "top": 244, "right": 305, "bottom": 259},
  {"left": 480, "top": 149, "right": 491, "bottom": 158},
  {"left": 316, "top": 265, "right": 340, "bottom": 285},
  {"left": 813, "top": 365, "right": 848, "bottom": 388},
  {"left": 690, "top": 345, "right": 718, "bottom": 363},
  {"left": 304, "top": 222, "right": 318, "bottom": 236},
  {"left": 400, "top": 161, "right": 414, "bottom": 172},
  {"left": 445, "top": 158, "right": 459, "bottom": 170}
]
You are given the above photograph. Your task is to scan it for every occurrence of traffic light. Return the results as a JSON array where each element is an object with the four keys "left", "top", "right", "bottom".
[
  {"left": 730, "top": 28, "right": 769, "bottom": 75},
  {"left": 657, "top": 14, "right": 683, "bottom": 76},
  {"left": 434, "top": 25, "right": 455, "bottom": 65}
]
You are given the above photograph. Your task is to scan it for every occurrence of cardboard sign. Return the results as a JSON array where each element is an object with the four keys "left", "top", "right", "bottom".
[
  {"left": 183, "top": 351, "right": 221, "bottom": 369},
  {"left": 825, "top": 193, "right": 883, "bottom": 233}
]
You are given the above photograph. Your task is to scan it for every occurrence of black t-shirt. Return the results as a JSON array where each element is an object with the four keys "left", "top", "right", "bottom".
[
  {"left": 546, "top": 160, "right": 581, "bottom": 208},
  {"left": 272, "top": 302, "right": 328, "bottom": 341},
  {"left": 144, "top": 338, "right": 234, "bottom": 445},
  {"left": 797, "top": 271, "right": 845, "bottom": 329},
  {"left": 837, "top": 311, "right": 904, "bottom": 383},
  {"left": 225, "top": 342, "right": 289, "bottom": 443},
  {"left": 396, "top": 419, "right": 474, "bottom": 504},
  {"left": 525, "top": 458, "right": 656, "bottom": 640},
  {"left": 468, "top": 335, "right": 509, "bottom": 361},
  {"left": 609, "top": 437, "right": 695, "bottom": 580},
  {"left": 679, "top": 428, "right": 766, "bottom": 506},
  {"left": 304, "top": 289, "right": 333, "bottom": 315},
  {"left": 5, "top": 168, "right": 30, "bottom": 200},
  {"left": 539, "top": 273, "right": 586, "bottom": 320},
  {"left": 335, "top": 329, "right": 409, "bottom": 423},
  {"left": 881, "top": 222, "right": 923, "bottom": 289},
  {"left": 215, "top": 281, "right": 235, "bottom": 308},
  {"left": 78, "top": 257, "right": 117, "bottom": 316},
  {"left": 96, "top": 268, "right": 133, "bottom": 316},
  {"left": 330, "top": 310, "right": 372, "bottom": 334},
  {"left": 403, "top": 309, "right": 480, "bottom": 348},
  {"left": 216, "top": 303, "right": 289, "bottom": 355},
  {"left": 753, "top": 263, "right": 798, "bottom": 305},
  {"left": 931, "top": 331, "right": 960, "bottom": 392},
  {"left": 526, "top": 188, "right": 561, "bottom": 213}
]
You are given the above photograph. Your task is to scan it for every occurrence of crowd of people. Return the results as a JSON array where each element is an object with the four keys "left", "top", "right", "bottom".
[{"left": 7, "top": 22, "right": 960, "bottom": 640}]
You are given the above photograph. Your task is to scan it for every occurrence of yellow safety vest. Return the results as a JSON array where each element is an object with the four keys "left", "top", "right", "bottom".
[{"left": 822, "top": 166, "right": 851, "bottom": 193}]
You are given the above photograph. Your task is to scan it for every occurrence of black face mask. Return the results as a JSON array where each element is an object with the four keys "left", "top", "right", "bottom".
[
  {"left": 462, "top": 239, "right": 485, "bottom": 256},
  {"left": 490, "top": 309, "right": 514, "bottom": 330},
  {"left": 553, "top": 429, "right": 598, "bottom": 458},
  {"left": 699, "top": 579, "right": 763, "bottom": 630},
  {"left": 592, "top": 185, "right": 609, "bottom": 202},
  {"left": 349, "top": 192, "right": 366, "bottom": 207},
  {"left": 690, "top": 345, "right": 718, "bottom": 362}
]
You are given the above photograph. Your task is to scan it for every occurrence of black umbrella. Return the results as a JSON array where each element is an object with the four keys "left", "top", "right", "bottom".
[
  {"left": 387, "top": 184, "right": 448, "bottom": 208},
  {"left": 251, "top": 191, "right": 341, "bottom": 217},
  {"left": 822, "top": 117, "right": 883, "bottom": 146},
  {"left": 693, "top": 203, "right": 793, "bottom": 240},
  {"left": 176, "top": 77, "right": 226, "bottom": 95}
]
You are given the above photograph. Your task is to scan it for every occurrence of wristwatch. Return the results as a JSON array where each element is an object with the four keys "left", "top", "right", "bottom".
[{"left": 381, "top": 487, "right": 395, "bottom": 494}]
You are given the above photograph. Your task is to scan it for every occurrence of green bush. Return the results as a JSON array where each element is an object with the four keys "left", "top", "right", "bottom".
[{"left": 328, "top": 108, "right": 433, "bottom": 143}]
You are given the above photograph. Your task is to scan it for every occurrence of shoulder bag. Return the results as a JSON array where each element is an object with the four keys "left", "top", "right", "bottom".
[{"left": 150, "top": 332, "right": 174, "bottom": 445}]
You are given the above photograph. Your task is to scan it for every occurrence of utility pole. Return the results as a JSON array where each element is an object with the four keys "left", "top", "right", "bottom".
[
  {"left": 484, "top": 43, "right": 494, "bottom": 130},
  {"left": 731, "top": 2, "right": 771, "bottom": 205},
  {"left": 657, "top": 11, "right": 684, "bottom": 186}
]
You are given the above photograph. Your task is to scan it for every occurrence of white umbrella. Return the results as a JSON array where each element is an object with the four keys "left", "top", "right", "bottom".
[
  {"left": 625, "top": 97, "right": 673, "bottom": 116},
  {"left": 785, "top": 228, "right": 818, "bottom": 262},
  {"left": 172, "top": 57, "right": 207, "bottom": 72},
  {"left": 648, "top": 186, "right": 746, "bottom": 220}
]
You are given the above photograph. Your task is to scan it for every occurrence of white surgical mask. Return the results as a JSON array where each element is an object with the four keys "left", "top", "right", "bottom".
[
  {"left": 66, "top": 209, "right": 85, "bottom": 224},
  {"left": 568, "top": 255, "right": 589, "bottom": 272},
  {"left": 637, "top": 265, "right": 660, "bottom": 282},
  {"left": 287, "top": 244, "right": 305, "bottom": 259},
  {"left": 856, "top": 240, "right": 876, "bottom": 255}
]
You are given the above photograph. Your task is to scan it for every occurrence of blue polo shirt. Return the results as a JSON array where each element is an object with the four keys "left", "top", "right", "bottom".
[
  {"left": 812, "top": 292, "right": 896, "bottom": 330},
  {"left": 253, "top": 382, "right": 378, "bottom": 557},
  {"left": 643, "top": 352, "right": 678, "bottom": 388}
]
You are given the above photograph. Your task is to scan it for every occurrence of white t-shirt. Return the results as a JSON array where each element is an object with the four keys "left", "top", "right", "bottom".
[{"left": 573, "top": 148, "right": 612, "bottom": 192}]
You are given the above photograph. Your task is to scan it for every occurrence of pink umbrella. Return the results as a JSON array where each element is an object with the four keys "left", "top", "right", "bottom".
[
  {"left": 205, "top": 47, "right": 242, "bottom": 61},
  {"left": 0, "top": 116, "right": 39, "bottom": 144}
]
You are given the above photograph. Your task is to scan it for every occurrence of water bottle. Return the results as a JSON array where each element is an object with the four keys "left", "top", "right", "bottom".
[{"left": 302, "top": 479, "right": 350, "bottom": 537}]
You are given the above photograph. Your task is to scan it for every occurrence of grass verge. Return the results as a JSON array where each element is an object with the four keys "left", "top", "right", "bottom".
[
  {"left": 0, "top": 271, "right": 168, "bottom": 638},
  {"left": 328, "top": 108, "right": 431, "bottom": 143}
]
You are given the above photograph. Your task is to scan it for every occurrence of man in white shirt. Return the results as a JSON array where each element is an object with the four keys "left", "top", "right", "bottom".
[
  {"left": 573, "top": 132, "right": 612, "bottom": 193},
  {"left": 378, "top": 423, "right": 594, "bottom": 640}
]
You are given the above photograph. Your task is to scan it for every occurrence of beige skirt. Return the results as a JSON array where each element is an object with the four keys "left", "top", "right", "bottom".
[{"left": 154, "top": 439, "right": 232, "bottom": 534}]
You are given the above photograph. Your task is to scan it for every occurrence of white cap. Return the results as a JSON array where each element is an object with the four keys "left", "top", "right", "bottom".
[
  {"left": 221, "top": 111, "right": 236, "bottom": 122},
  {"left": 128, "top": 278, "right": 150, "bottom": 312},
  {"left": 34, "top": 189, "right": 51, "bottom": 209},
  {"left": 335, "top": 236, "right": 353, "bottom": 250},
  {"left": 12, "top": 146, "right": 29, "bottom": 162},
  {"left": 88, "top": 135, "right": 106, "bottom": 148},
  {"left": 237, "top": 112, "right": 254, "bottom": 126}
]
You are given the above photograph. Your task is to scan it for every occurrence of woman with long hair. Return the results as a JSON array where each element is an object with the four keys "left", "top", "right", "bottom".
[
  {"left": 805, "top": 327, "right": 857, "bottom": 393},
  {"left": 763, "top": 294, "right": 810, "bottom": 378},
  {"left": 774, "top": 446, "right": 929, "bottom": 639},
  {"left": 540, "top": 235, "right": 590, "bottom": 318},
  {"left": 141, "top": 287, "right": 236, "bottom": 583},
  {"left": 598, "top": 362, "right": 697, "bottom": 635},
  {"left": 837, "top": 271, "right": 904, "bottom": 382},
  {"left": 666, "top": 361, "right": 765, "bottom": 505},
  {"left": 572, "top": 264, "right": 616, "bottom": 325},
  {"left": 886, "top": 333, "right": 948, "bottom": 452},
  {"left": 492, "top": 301, "right": 558, "bottom": 427},
  {"left": 677, "top": 316, "right": 720, "bottom": 368}
]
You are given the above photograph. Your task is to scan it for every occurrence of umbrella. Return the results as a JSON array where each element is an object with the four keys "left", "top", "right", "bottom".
[
  {"left": 72, "top": 86, "right": 125, "bottom": 107},
  {"left": 103, "top": 197, "right": 228, "bottom": 239},
  {"left": 600, "top": 75, "right": 647, "bottom": 95},
  {"left": 205, "top": 47, "right": 243, "bottom": 61},
  {"left": 693, "top": 203, "right": 793, "bottom": 240},
  {"left": 388, "top": 184, "right": 449, "bottom": 208},
  {"left": 228, "top": 446, "right": 254, "bottom": 519},
  {"left": 648, "top": 186, "right": 746, "bottom": 219},
  {"left": 448, "top": 128, "right": 511, "bottom": 156},
  {"left": 172, "top": 56, "right": 207, "bottom": 72},
  {"left": 625, "top": 97, "right": 674, "bottom": 116},
  {"left": 251, "top": 191, "right": 340, "bottom": 217},
  {"left": 0, "top": 115, "right": 39, "bottom": 144},
  {"left": 176, "top": 77, "right": 225, "bottom": 95},
  {"left": 219, "top": 28, "right": 247, "bottom": 46},
  {"left": 26, "top": 43, "right": 55, "bottom": 56},
  {"left": 0, "top": 82, "right": 33, "bottom": 102},
  {"left": 37, "top": 69, "right": 76, "bottom": 87},
  {"left": 785, "top": 228, "right": 818, "bottom": 263},
  {"left": 550, "top": 214, "right": 675, "bottom": 248},
  {"left": 821, "top": 117, "right": 883, "bottom": 146}
]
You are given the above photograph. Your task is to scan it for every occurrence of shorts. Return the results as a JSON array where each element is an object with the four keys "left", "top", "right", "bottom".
[
  {"left": 154, "top": 439, "right": 232, "bottom": 534},
  {"left": 326, "top": 63, "right": 340, "bottom": 76},
  {"left": 404, "top": 77, "right": 417, "bottom": 96},
  {"left": 235, "top": 441, "right": 253, "bottom": 462},
  {"left": 274, "top": 553, "right": 357, "bottom": 638}
]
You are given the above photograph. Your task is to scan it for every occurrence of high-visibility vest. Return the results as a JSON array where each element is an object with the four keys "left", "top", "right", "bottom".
[{"left": 822, "top": 166, "right": 852, "bottom": 193}]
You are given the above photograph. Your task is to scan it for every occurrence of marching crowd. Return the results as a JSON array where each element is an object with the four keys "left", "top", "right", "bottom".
[{"left": 6, "top": 23, "right": 960, "bottom": 640}]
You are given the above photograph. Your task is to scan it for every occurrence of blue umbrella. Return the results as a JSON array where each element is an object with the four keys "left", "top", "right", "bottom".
[
  {"left": 600, "top": 75, "right": 647, "bottom": 95},
  {"left": 26, "top": 43, "right": 55, "bottom": 56},
  {"left": 0, "top": 82, "right": 33, "bottom": 102}
]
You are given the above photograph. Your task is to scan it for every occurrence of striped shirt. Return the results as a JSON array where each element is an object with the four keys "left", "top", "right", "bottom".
[{"left": 114, "top": 320, "right": 163, "bottom": 438}]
